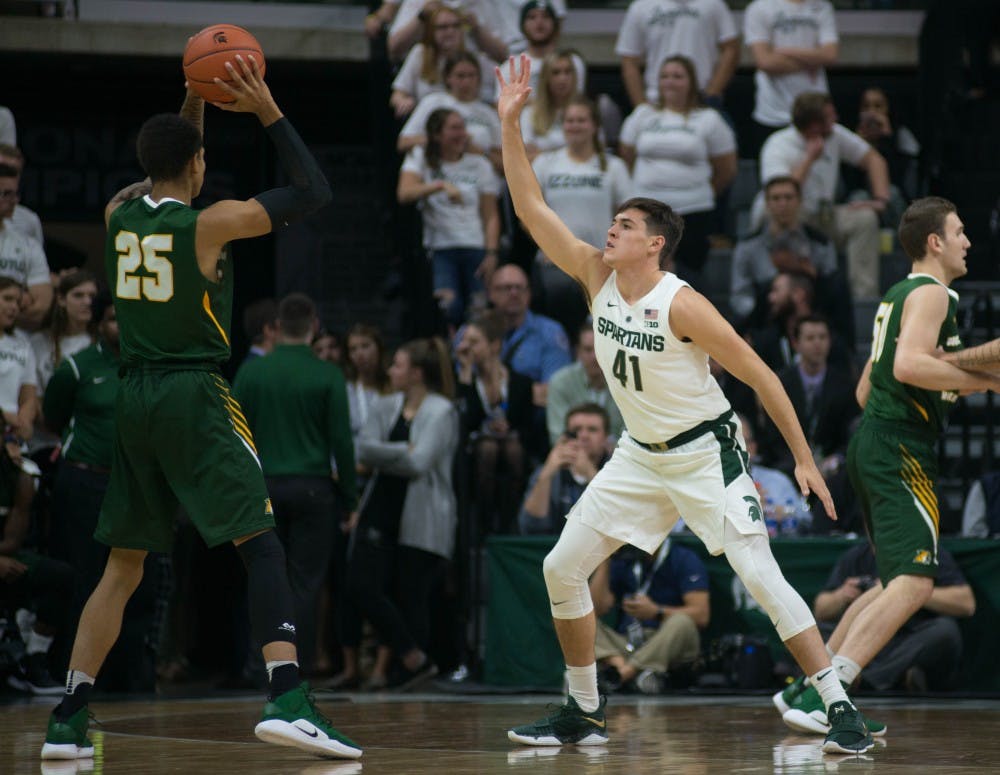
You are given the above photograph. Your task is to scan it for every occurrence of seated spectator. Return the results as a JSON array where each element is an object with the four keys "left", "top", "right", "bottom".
[
  {"left": 619, "top": 55, "right": 736, "bottom": 280},
  {"left": 588, "top": 539, "right": 709, "bottom": 694},
  {"left": 730, "top": 176, "right": 838, "bottom": 333},
  {"left": 519, "top": 402, "right": 610, "bottom": 536},
  {"left": 843, "top": 87, "right": 921, "bottom": 223},
  {"left": 0, "top": 107, "right": 14, "bottom": 146},
  {"left": 390, "top": 6, "right": 497, "bottom": 119},
  {"left": 737, "top": 413, "right": 812, "bottom": 536},
  {"left": 387, "top": 0, "right": 511, "bottom": 63},
  {"left": 814, "top": 544, "right": 975, "bottom": 692},
  {"left": 344, "top": 323, "right": 392, "bottom": 442},
  {"left": 0, "top": 277, "right": 37, "bottom": 448},
  {"left": 238, "top": 298, "right": 277, "bottom": 370},
  {"left": 546, "top": 323, "right": 625, "bottom": 447},
  {"left": 398, "top": 108, "right": 501, "bottom": 329},
  {"left": 743, "top": 0, "right": 839, "bottom": 156},
  {"left": 532, "top": 96, "right": 631, "bottom": 336},
  {"left": 759, "top": 92, "right": 891, "bottom": 301},
  {"left": 961, "top": 471, "right": 1000, "bottom": 538},
  {"left": 311, "top": 327, "right": 344, "bottom": 366},
  {"left": 521, "top": 51, "right": 581, "bottom": 159},
  {"left": 455, "top": 310, "right": 538, "bottom": 535},
  {"left": 0, "top": 162, "right": 52, "bottom": 330},
  {"left": 487, "top": 263, "right": 572, "bottom": 403},
  {"left": 398, "top": 52, "right": 502, "bottom": 171},
  {"left": 616, "top": 0, "right": 739, "bottom": 110},
  {"left": 0, "top": 144, "right": 43, "bottom": 247},
  {"left": 513, "top": 1, "right": 584, "bottom": 95},
  {"left": 30, "top": 269, "right": 96, "bottom": 396}
]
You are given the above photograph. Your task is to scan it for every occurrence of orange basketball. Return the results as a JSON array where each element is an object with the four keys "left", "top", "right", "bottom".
[{"left": 183, "top": 24, "right": 266, "bottom": 104}]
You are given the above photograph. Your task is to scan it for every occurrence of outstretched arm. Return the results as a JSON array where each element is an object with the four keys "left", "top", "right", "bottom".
[{"left": 497, "top": 55, "right": 608, "bottom": 297}]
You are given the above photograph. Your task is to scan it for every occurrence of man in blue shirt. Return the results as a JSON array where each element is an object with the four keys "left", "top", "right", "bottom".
[{"left": 588, "top": 539, "right": 710, "bottom": 694}]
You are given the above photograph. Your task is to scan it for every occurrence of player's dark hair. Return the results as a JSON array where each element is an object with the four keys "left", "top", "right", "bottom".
[
  {"left": 764, "top": 175, "right": 801, "bottom": 197},
  {"left": 243, "top": 298, "right": 277, "bottom": 345},
  {"left": 425, "top": 108, "right": 461, "bottom": 172},
  {"left": 401, "top": 337, "right": 455, "bottom": 399},
  {"left": 616, "top": 197, "right": 685, "bottom": 268},
  {"left": 898, "top": 196, "right": 958, "bottom": 261},
  {"left": 565, "top": 401, "right": 610, "bottom": 435},
  {"left": 277, "top": 292, "right": 317, "bottom": 340},
  {"left": 136, "top": 113, "right": 203, "bottom": 183},
  {"left": 791, "top": 92, "right": 831, "bottom": 132}
]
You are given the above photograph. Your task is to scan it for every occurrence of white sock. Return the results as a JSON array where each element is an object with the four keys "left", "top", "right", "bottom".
[
  {"left": 811, "top": 666, "right": 852, "bottom": 712},
  {"left": 66, "top": 670, "right": 95, "bottom": 695},
  {"left": 26, "top": 630, "right": 54, "bottom": 655},
  {"left": 565, "top": 663, "right": 599, "bottom": 713},
  {"left": 265, "top": 660, "right": 298, "bottom": 681},
  {"left": 832, "top": 654, "right": 862, "bottom": 686}
]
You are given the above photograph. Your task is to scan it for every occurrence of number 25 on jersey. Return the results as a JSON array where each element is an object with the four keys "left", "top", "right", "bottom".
[{"left": 115, "top": 230, "right": 174, "bottom": 302}]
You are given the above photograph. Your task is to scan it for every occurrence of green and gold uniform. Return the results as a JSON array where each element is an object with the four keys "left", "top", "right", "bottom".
[
  {"left": 96, "top": 196, "right": 273, "bottom": 552},
  {"left": 847, "top": 273, "right": 962, "bottom": 583}
]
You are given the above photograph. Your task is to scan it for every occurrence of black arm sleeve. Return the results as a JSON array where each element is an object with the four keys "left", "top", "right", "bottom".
[{"left": 253, "top": 117, "right": 332, "bottom": 228}]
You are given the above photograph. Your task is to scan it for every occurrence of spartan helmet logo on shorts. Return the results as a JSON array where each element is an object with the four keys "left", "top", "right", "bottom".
[
  {"left": 743, "top": 495, "right": 762, "bottom": 523},
  {"left": 213, "top": 31, "right": 228, "bottom": 44}
]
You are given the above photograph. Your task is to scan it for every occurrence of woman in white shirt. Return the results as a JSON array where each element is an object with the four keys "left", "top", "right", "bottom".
[
  {"left": 531, "top": 95, "right": 631, "bottom": 335},
  {"left": 398, "top": 52, "right": 502, "bottom": 172},
  {"left": 344, "top": 323, "right": 391, "bottom": 443},
  {"left": 30, "top": 269, "right": 97, "bottom": 397},
  {"left": 620, "top": 55, "right": 737, "bottom": 277},
  {"left": 521, "top": 50, "right": 580, "bottom": 159},
  {"left": 398, "top": 108, "right": 501, "bottom": 329}
]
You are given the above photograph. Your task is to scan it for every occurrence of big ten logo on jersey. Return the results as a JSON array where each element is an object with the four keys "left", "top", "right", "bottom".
[{"left": 643, "top": 308, "right": 659, "bottom": 329}]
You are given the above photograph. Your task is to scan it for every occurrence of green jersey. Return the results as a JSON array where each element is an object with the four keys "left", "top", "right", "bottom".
[
  {"left": 105, "top": 196, "right": 233, "bottom": 366},
  {"left": 865, "top": 273, "right": 962, "bottom": 434}
]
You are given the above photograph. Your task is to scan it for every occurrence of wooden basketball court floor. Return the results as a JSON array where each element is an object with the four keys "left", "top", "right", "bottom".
[{"left": 3, "top": 691, "right": 999, "bottom": 774}]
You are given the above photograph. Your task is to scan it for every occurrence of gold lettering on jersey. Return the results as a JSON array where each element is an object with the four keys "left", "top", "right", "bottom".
[{"left": 596, "top": 316, "right": 665, "bottom": 352}]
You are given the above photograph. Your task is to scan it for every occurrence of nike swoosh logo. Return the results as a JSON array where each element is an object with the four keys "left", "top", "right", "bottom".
[
  {"left": 816, "top": 670, "right": 832, "bottom": 682},
  {"left": 606, "top": 301, "right": 617, "bottom": 307},
  {"left": 582, "top": 716, "right": 606, "bottom": 728},
  {"left": 551, "top": 600, "right": 567, "bottom": 606},
  {"left": 293, "top": 722, "right": 319, "bottom": 738}
]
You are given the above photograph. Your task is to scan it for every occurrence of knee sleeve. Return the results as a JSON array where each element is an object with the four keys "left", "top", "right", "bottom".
[
  {"left": 724, "top": 529, "right": 814, "bottom": 641},
  {"left": 236, "top": 531, "right": 297, "bottom": 646},
  {"left": 543, "top": 518, "right": 622, "bottom": 620}
]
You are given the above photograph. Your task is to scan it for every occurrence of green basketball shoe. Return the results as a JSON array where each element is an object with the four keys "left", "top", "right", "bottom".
[
  {"left": 255, "top": 682, "right": 362, "bottom": 759},
  {"left": 782, "top": 682, "right": 887, "bottom": 737},
  {"left": 772, "top": 675, "right": 807, "bottom": 715},
  {"left": 822, "top": 700, "right": 874, "bottom": 755},
  {"left": 507, "top": 696, "right": 608, "bottom": 746},
  {"left": 40, "top": 707, "right": 94, "bottom": 760}
]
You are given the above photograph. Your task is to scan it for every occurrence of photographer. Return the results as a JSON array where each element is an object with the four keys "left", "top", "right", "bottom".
[
  {"left": 813, "top": 543, "right": 975, "bottom": 692},
  {"left": 517, "top": 402, "right": 609, "bottom": 536}
]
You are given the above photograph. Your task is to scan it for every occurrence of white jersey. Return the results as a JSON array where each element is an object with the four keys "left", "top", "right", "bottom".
[{"left": 592, "top": 272, "right": 730, "bottom": 443}]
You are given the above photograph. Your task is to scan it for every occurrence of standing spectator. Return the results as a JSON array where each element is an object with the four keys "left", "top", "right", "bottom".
[
  {"left": 390, "top": 5, "right": 496, "bottom": 119},
  {"left": 398, "top": 53, "right": 502, "bottom": 171},
  {"left": 521, "top": 51, "right": 581, "bottom": 158},
  {"left": 398, "top": 108, "right": 501, "bottom": 329},
  {"left": 589, "top": 540, "right": 709, "bottom": 695},
  {"left": 545, "top": 323, "right": 625, "bottom": 447},
  {"left": 0, "top": 108, "right": 15, "bottom": 146},
  {"left": 619, "top": 55, "right": 737, "bottom": 279},
  {"left": 348, "top": 338, "right": 459, "bottom": 689},
  {"left": 311, "top": 328, "right": 343, "bottom": 366},
  {"left": 455, "top": 309, "right": 537, "bottom": 535},
  {"left": 730, "top": 176, "right": 839, "bottom": 333},
  {"left": 238, "top": 298, "right": 277, "bottom": 369},
  {"left": 616, "top": 0, "right": 739, "bottom": 110},
  {"left": 743, "top": 0, "right": 839, "bottom": 156},
  {"left": 532, "top": 97, "right": 631, "bottom": 336},
  {"left": 759, "top": 92, "right": 890, "bottom": 300},
  {"left": 388, "top": 0, "right": 511, "bottom": 63},
  {"left": 0, "top": 162, "right": 52, "bottom": 330},
  {"left": 30, "top": 270, "right": 97, "bottom": 396},
  {"left": 487, "top": 263, "right": 571, "bottom": 399},
  {"left": 0, "top": 144, "right": 44, "bottom": 248},
  {"left": 344, "top": 323, "right": 392, "bottom": 443},
  {"left": 520, "top": 402, "right": 611, "bottom": 536},
  {"left": 514, "top": 1, "right": 584, "bottom": 94},
  {"left": 234, "top": 294, "right": 358, "bottom": 674}
]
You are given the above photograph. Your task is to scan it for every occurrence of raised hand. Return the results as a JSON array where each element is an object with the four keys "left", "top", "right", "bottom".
[
  {"left": 211, "top": 55, "right": 280, "bottom": 123},
  {"left": 495, "top": 54, "right": 533, "bottom": 124}
]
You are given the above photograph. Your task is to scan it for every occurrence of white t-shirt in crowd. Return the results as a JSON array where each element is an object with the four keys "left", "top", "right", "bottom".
[
  {"left": 401, "top": 145, "right": 500, "bottom": 250},
  {"left": 389, "top": 0, "right": 520, "bottom": 57},
  {"left": 759, "top": 124, "right": 870, "bottom": 215},
  {"left": 533, "top": 148, "right": 632, "bottom": 251},
  {"left": 0, "top": 223, "right": 51, "bottom": 289},
  {"left": 0, "top": 107, "right": 14, "bottom": 146},
  {"left": 744, "top": 0, "right": 838, "bottom": 127},
  {"left": 400, "top": 92, "right": 501, "bottom": 155},
  {"left": 521, "top": 104, "right": 568, "bottom": 154},
  {"left": 391, "top": 44, "right": 498, "bottom": 104},
  {"left": 615, "top": 0, "right": 737, "bottom": 99},
  {"left": 8, "top": 206, "right": 44, "bottom": 247},
  {"left": 619, "top": 103, "right": 736, "bottom": 214},
  {"left": 29, "top": 331, "right": 92, "bottom": 395},
  {"left": 0, "top": 329, "right": 36, "bottom": 415}
]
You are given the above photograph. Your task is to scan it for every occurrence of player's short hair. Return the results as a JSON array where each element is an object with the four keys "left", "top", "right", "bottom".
[
  {"left": 898, "top": 196, "right": 958, "bottom": 261},
  {"left": 565, "top": 402, "right": 610, "bottom": 435},
  {"left": 764, "top": 176, "right": 801, "bottom": 197},
  {"left": 243, "top": 298, "right": 277, "bottom": 344},
  {"left": 616, "top": 197, "right": 685, "bottom": 268},
  {"left": 278, "top": 293, "right": 317, "bottom": 339},
  {"left": 791, "top": 92, "right": 832, "bottom": 132},
  {"left": 136, "top": 113, "right": 203, "bottom": 183}
]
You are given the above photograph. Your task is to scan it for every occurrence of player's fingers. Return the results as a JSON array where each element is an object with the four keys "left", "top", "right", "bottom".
[
  {"left": 234, "top": 54, "right": 254, "bottom": 81},
  {"left": 246, "top": 54, "right": 262, "bottom": 82},
  {"left": 224, "top": 59, "right": 250, "bottom": 90}
]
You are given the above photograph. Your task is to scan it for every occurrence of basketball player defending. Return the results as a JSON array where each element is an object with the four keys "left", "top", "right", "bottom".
[
  {"left": 41, "top": 57, "right": 361, "bottom": 761},
  {"left": 497, "top": 56, "right": 872, "bottom": 755}
]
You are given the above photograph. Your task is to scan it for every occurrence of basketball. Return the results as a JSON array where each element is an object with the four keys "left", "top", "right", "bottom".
[{"left": 183, "top": 24, "right": 266, "bottom": 104}]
